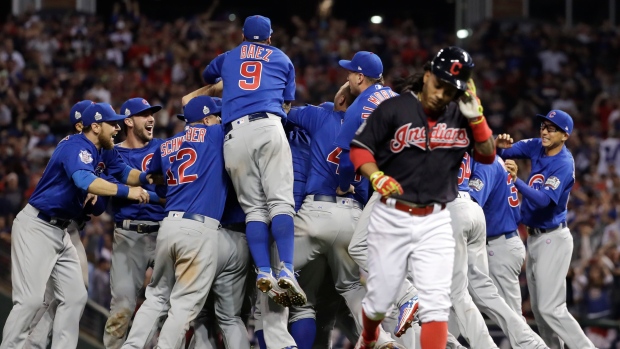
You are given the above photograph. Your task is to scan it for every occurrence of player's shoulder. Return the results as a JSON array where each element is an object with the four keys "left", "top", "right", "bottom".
[
  {"left": 60, "top": 133, "right": 93, "bottom": 152},
  {"left": 373, "top": 92, "right": 414, "bottom": 111}
]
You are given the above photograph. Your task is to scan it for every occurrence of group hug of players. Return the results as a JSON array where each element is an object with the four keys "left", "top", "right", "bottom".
[{"left": 1, "top": 14, "right": 597, "bottom": 349}]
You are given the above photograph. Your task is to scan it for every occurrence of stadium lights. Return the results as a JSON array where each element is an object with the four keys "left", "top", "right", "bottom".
[
  {"left": 229, "top": 14, "right": 236, "bottom": 21},
  {"left": 456, "top": 29, "right": 470, "bottom": 39},
  {"left": 370, "top": 16, "right": 383, "bottom": 24}
]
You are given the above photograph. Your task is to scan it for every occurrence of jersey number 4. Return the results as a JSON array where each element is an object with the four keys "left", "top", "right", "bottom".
[
  {"left": 327, "top": 147, "right": 361, "bottom": 181},
  {"left": 166, "top": 148, "right": 198, "bottom": 186},
  {"left": 238, "top": 61, "right": 263, "bottom": 90}
]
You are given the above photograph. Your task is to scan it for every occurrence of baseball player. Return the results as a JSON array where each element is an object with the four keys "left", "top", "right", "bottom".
[
  {"left": 121, "top": 96, "right": 227, "bottom": 349},
  {"left": 103, "top": 97, "right": 166, "bottom": 349},
  {"left": 349, "top": 46, "right": 496, "bottom": 349},
  {"left": 497, "top": 110, "right": 596, "bottom": 349},
  {"left": 202, "top": 15, "right": 305, "bottom": 306},
  {"left": 24, "top": 100, "right": 105, "bottom": 349},
  {"left": 1, "top": 103, "right": 150, "bottom": 349}
]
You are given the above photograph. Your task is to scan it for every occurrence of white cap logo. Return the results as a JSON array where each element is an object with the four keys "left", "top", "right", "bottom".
[
  {"left": 203, "top": 106, "right": 210, "bottom": 115},
  {"left": 358, "top": 66, "right": 362, "bottom": 70},
  {"left": 94, "top": 112, "right": 102, "bottom": 121},
  {"left": 125, "top": 109, "right": 131, "bottom": 116},
  {"left": 253, "top": 35, "right": 259, "bottom": 39},
  {"left": 74, "top": 111, "right": 81, "bottom": 120}
]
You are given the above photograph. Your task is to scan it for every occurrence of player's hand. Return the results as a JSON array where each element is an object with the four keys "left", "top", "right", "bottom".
[
  {"left": 370, "top": 171, "right": 403, "bottom": 197},
  {"left": 128, "top": 187, "right": 149, "bottom": 204},
  {"left": 495, "top": 133, "right": 514, "bottom": 149},
  {"left": 283, "top": 102, "right": 292, "bottom": 114},
  {"left": 504, "top": 160, "right": 518, "bottom": 181},
  {"left": 458, "top": 79, "right": 484, "bottom": 120},
  {"left": 336, "top": 185, "right": 355, "bottom": 196},
  {"left": 84, "top": 193, "right": 97, "bottom": 207},
  {"left": 146, "top": 173, "right": 164, "bottom": 185}
]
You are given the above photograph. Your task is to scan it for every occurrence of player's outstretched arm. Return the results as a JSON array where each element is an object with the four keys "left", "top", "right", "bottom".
[
  {"left": 87, "top": 178, "right": 149, "bottom": 203},
  {"left": 182, "top": 80, "right": 223, "bottom": 106}
]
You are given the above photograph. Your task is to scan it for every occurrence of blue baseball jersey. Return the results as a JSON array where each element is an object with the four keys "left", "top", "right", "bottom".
[
  {"left": 288, "top": 127, "right": 312, "bottom": 212},
  {"left": 469, "top": 156, "right": 521, "bottom": 237},
  {"left": 334, "top": 84, "right": 398, "bottom": 151},
  {"left": 30, "top": 134, "right": 131, "bottom": 220},
  {"left": 289, "top": 105, "right": 370, "bottom": 204},
  {"left": 202, "top": 42, "right": 296, "bottom": 124},
  {"left": 457, "top": 153, "right": 472, "bottom": 192},
  {"left": 148, "top": 125, "right": 228, "bottom": 220},
  {"left": 499, "top": 139, "right": 575, "bottom": 229},
  {"left": 106, "top": 140, "right": 166, "bottom": 222}
]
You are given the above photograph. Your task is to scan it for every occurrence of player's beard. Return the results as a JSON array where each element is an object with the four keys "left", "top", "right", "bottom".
[
  {"left": 98, "top": 131, "right": 115, "bottom": 150},
  {"left": 133, "top": 124, "right": 152, "bottom": 143}
]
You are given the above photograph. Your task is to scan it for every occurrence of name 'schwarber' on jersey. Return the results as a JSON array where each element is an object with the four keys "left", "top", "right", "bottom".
[{"left": 148, "top": 125, "right": 228, "bottom": 220}]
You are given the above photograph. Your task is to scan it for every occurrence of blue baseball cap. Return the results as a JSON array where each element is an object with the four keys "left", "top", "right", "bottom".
[
  {"left": 69, "top": 100, "right": 95, "bottom": 125},
  {"left": 243, "top": 15, "right": 273, "bottom": 42},
  {"left": 82, "top": 103, "right": 127, "bottom": 126},
  {"left": 177, "top": 96, "right": 222, "bottom": 123},
  {"left": 338, "top": 51, "right": 383, "bottom": 79},
  {"left": 536, "top": 110, "right": 573, "bottom": 135},
  {"left": 120, "top": 97, "right": 162, "bottom": 117}
]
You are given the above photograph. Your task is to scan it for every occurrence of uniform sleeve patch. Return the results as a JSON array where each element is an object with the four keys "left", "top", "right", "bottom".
[
  {"left": 469, "top": 177, "right": 484, "bottom": 191},
  {"left": 79, "top": 150, "right": 93, "bottom": 164},
  {"left": 544, "top": 176, "right": 560, "bottom": 190}
]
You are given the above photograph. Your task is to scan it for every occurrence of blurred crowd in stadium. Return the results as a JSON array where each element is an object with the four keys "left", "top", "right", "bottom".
[{"left": 0, "top": 0, "right": 618, "bottom": 347}]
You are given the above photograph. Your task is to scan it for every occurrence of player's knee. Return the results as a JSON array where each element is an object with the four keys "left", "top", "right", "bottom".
[
  {"left": 288, "top": 305, "right": 316, "bottom": 323},
  {"left": 539, "top": 304, "right": 563, "bottom": 320},
  {"left": 245, "top": 208, "right": 270, "bottom": 224},
  {"left": 18, "top": 296, "right": 47, "bottom": 313},
  {"left": 267, "top": 203, "right": 295, "bottom": 219}
]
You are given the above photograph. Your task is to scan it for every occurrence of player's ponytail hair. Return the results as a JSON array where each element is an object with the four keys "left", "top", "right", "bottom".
[{"left": 393, "top": 61, "right": 431, "bottom": 94}]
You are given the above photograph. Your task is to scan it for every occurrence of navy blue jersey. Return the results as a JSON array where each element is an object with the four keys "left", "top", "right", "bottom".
[
  {"left": 106, "top": 139, "right": 166, "bottom": 222},
  {"left": 148, "top": 126, "right": 228, "bottom": 220},
  {"left": 30, "top": 134, "right": 131, "bottom": 220},
  {"left": 469, "top": 156, "right": 521, "bottom": 236},
  {"left": 499, "top": 139, "right": 575, "bottom": 229},
  {"left": 457, "top": 153, "right": 472, "bottom": 192},
  {"left": 289, "top": 105, "right": 370, "bottom": 204},
  {"left": 288, "top": 127, "right": 311, "bottom": 211},
  {"left": 334, "top": 84, "right": 397, "bottom": 151},
  {"left": 202, "top": 42, "right": 296, "bottom": 124}
]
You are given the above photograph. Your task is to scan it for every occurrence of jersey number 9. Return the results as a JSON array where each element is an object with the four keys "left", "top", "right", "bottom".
[
  {"left": 239, "top": 61, "right": 263, "bottom": 90},
  {"left": 166, "top": 148, "right": 198, "bottom": 186}
]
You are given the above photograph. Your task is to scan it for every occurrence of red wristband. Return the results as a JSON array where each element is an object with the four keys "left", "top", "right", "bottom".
[{"left": 469, "top": 116, "right": 493, "bottom": 143}]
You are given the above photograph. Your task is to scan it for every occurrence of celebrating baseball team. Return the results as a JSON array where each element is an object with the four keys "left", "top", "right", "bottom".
[{"left": 0, "top": 13, "right": 599, "bottom": 349}]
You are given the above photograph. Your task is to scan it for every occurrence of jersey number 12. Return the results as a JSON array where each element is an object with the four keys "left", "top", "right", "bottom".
[
  {"left": 166, "top": 148, "right": 198, "bottom": 186},
  {"left": 239, "top": 62, "right": 263, "bottom": 90}
]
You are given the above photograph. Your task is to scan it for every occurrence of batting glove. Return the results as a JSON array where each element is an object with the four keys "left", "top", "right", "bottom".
[
  {"left": 370, "top": 171, "right": 404, "bottom": 197},
  {"left": 458, "top": 79, "right": 484, "bottom": 120}
]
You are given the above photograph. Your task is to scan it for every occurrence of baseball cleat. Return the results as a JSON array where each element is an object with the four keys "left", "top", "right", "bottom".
[
  {"left": 256, "top": 270, "right": 291, "bottom": 307},
  {"left": 394, "top": 294, "right": 419, "bottom": 337},
  {"left": 277, "top": 263, "right": 307, "bottom": 306},
  {"left": 354, "top": 336, "right": 376, "bottom": 349}
]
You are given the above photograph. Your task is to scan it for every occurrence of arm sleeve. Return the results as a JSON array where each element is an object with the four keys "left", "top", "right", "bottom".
[
  {"left": 287, "top": 106, "right": 327, "bottom": 135},
  {"left": 119, "top": 166, "right": 133, "bottom": 184},
  {"left": 538, "top": 162, "right": 575, "bottom": 205},
  {"left": 283, "top": 61, "right": 296, "bottom": 101},
  {"left": 202, "top": 53, "right": 227, "bottom": 84},
  {"left": 61, "top": 148, "right": 96, "bottom": 179},
  {"left": 515, "top": 178, "right": 552, "bottom": 208},
  {"left": 350, "top": 104, "right": 392, "bottom": 154},
  {"left": 71, "top": 170, "right": 99, "bottom": 191},
  {"left": 498, "top": 139, "right": 537, "bottom": 159},
  {"left": 334, "top": 107, "right": 363, "bottom": 150},
  {"left": 102, "top": 148, "right": 132, "bottom": 180},
  {"left": 350, "top": 146, "right": 376, "bottom": 171},
  {"left": 473, "top": 147, "right": 496, "bottom": 164},
  {"left": 338, "top": 149, "right": 356, "bottom": 190},
  {"left": 469, "top": 164, "right": 493, "bottom": 207},
  {"left": 147, "top": 146, "right": 164, "bottom": 175}
]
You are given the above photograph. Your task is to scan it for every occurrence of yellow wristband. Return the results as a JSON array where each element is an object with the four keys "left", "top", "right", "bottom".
[
  {"left": 369, "top": 171, "right": 384, "bottom": 182},
  {"left": 469, "top": 116, "right": 485, "bottom": 125}
]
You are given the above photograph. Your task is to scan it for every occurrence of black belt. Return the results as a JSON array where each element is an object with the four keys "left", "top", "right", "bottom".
[
  {"left": 527, "top": 222, "right": 567, "bottom": 236},
  {"left": 37, "top": 212, "right": 72, "bottom": 230},
  {"left": 221, "top": 222, "right": 246, "bottom": 233},
  {"left": 116, "top": 221, "right": 160, "bottom": 234},
  {"left": 487, "top": 231, "right": 518, "bottom": 245},
  {"left": 224, "top": 112, "right": 269, "bottom": 133},
  {"left": 313, "top": 195, "right": 364, "bottom": 210}
]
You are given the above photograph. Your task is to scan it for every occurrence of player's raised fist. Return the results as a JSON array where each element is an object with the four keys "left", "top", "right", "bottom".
[
  {"left": 458, "top": 78, "right": 484, "bottom": 120},
  {"left": 128, "top": 187, "right": 149, "bottom": 204},
  {"left": 504, "top": 159, "right": 518, "bottom": 181},
  {"left": 370, "top": 171, "right": 404, "bottom": 197},
  {"left": 495, "top": 133, "right": 514, "bottom": 149}
]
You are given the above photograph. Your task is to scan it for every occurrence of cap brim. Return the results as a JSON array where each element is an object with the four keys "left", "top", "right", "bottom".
[
  {"left": 107, "top": 114, "right": 128, "bottom": 122},
  {"left": 129, "top": 105, "right": 163, "bottom": 117},
  {"left": 176, "top": 114, "right": 186, "bottom": 122},
  {"left": 338, "top": 60, "right": 356, "bottom": 72}
]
